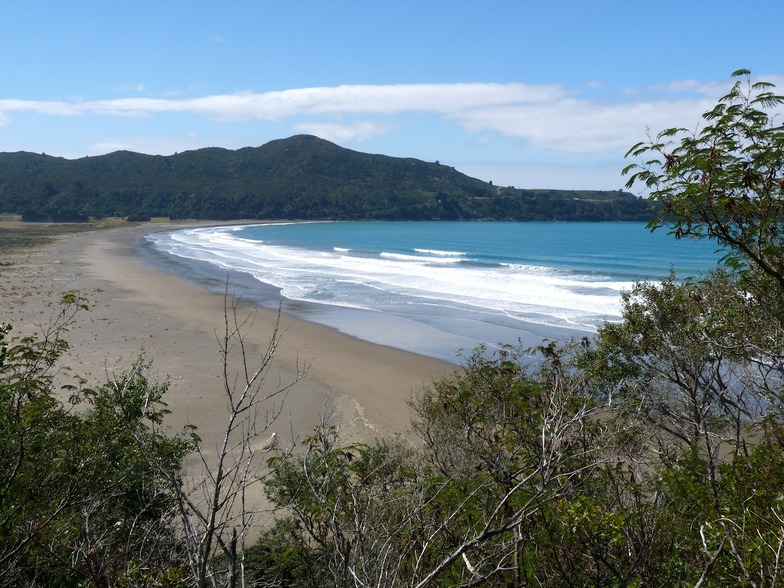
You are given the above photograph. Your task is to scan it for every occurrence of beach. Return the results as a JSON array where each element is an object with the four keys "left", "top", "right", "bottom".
[{"left": 1, "top": 222, "right": 455, "bottom": 453}]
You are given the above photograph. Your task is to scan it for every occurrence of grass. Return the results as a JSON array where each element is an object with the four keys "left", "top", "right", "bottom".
[{"left": 0, "top": 220, "right": 129, "bottom": 254}]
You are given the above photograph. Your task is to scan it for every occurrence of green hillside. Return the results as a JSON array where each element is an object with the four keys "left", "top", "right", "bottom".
[{"left": 0, "top": 135, "right": 650, "bottom": 221}]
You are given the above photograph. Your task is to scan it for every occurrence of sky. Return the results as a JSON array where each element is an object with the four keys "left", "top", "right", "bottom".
[{"left": 2, "top": 1, "right": 783, "bottom": 191}]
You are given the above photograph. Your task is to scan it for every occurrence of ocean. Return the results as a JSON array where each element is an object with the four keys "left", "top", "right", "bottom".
[{"left": 140, "top": 221, "right": 722, "bottom": 363}]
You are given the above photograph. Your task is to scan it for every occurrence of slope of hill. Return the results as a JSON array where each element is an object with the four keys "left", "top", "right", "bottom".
[{"left": 0, "top": 135, "right": 649, "bottom": 221}]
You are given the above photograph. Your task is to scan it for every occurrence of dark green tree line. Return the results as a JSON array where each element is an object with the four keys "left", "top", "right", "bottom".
[{"left": 0, "top": 135, "right": 649, "bottom": 222}]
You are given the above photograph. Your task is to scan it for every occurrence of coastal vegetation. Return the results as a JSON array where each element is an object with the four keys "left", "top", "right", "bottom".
[
  {"left": 0, "top": 220, "right": 106, "bottom": 252},
  {"left": 2, "top": 70, "right": 784, "bottom": 586},
  {"left": 0, "top": 135, "right": 648, "bottom": 223}
]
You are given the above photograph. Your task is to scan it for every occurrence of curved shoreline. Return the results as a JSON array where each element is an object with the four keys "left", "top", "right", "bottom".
[
  {"left": 140, "top": 222, "right": 593, "bottom": 363},
  {"left": 1, "top": 221, "right": 455, "bottom": 445}
]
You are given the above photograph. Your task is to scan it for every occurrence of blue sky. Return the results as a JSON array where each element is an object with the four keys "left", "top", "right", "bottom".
[{"left": 2, "top": 1, "right": 782, "bottom": 190}]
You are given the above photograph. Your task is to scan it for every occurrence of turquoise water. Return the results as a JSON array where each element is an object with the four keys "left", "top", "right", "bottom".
[{"left": 143, "top": 221, "right": 722, "bottom": 361}]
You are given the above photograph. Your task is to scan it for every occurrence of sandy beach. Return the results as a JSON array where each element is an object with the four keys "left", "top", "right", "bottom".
[{"left": 1, "top": 222, "right": 455, "bottom": 453}]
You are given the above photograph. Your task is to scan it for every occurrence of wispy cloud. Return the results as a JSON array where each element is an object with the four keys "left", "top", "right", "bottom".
[
  {"left": 0, "top": 83, "right": 559, "bottom": 117},
  {"left": 2, "top": 78, "right": 781, "bottom": 155},
  {"left": 293, "top": 121, "right": 396, "bottom": 143},
  {"left": 449, "top": 98, "right": 719, "bottom": 152}
]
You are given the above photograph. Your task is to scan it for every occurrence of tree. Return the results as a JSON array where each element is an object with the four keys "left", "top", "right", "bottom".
[
  {"left": 567, "top": 260, "right": 784, "bottom": 586},
  {"left": 0, "top": 295, "right": 192, "bottom": 586},
  {"left": 597, "top": 69, "right": 784, "bottom": 585},
  {"left": 623, "top": 69, "right": 784, "bottom": 290},
  {"left": 252, "top": 71, "right": 784, "bottom": 587},
  {"left": 406, "top": 343, "right": 619, "bottom": 586},
  {"left": 620, "top": 69, "right": 784, "bottom": 442},
  {"left": 584, "top": 271, "right": 774, "bottom": 449},
  {"left": 146, "top": 292, "right": 306, "bottom": 588},
  {"left": 1, "top": 288, "right": 305, "bottom": 587}
]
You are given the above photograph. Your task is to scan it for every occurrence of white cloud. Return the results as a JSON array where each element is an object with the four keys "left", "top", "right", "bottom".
[
  {"left": 0, "top": 83, "right": 563, "bottom": 120},
  {"left": 293, "top": 121, "right": 395, "bottom": 143},
  {"left": 450, "top": 98, "right": 718, "bottom": 153},
  {"left": 0, "top": 99, "right": 86, "bottom": 116},
  {"left": 649, "top": 74, "right": 784, "bottom": 98},
  {"left": 2, "top": 77, "right": 783, "bottom": 157}
]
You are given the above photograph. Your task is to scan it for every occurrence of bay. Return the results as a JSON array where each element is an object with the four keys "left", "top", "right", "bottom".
[{"left": 141, "top": 221, "right": 723, "bottom": 363}]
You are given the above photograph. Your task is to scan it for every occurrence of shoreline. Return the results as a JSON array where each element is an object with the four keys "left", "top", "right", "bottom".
[
  {"left": 140, "top": 222, "right": 594, "bottom": 363},
  {"left": 1, "top": 221, "right": 455, "bottom": 446}
]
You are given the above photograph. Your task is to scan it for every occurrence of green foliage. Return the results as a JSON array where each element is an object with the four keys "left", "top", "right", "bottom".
[
  {"left": 624, "top": 70, "right": 784, "bottom": 286},
  {"left": 265, "top": 429, "right": 420, "bottom": 586},
  {"left": 584, "top": 270, "right": 774, "bottom": 447},
  {"left": 614, "top": 76, "right": 784, "bottom": 585},
  {"left": 582, "top": 271, "right": 784, "bottom": 584},
  {"left": 0, "top": 135, "right": 650, "bottom": 222},
  {"left": 411, "top": 343, "right": 599, "bottom": 486},
  {"left": 244, "top": 518, "right": 331, "bottom": 588},
  {"left": 0, "top": 298, "right": 193, "bottom": 586},
  {"left": 262, "top": 344, "right": 621, "bottom": 586}
]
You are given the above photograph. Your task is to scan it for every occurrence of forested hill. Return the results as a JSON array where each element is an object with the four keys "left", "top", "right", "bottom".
[{"left": 0, "top": 134, "right": 650, "bottom": 222}]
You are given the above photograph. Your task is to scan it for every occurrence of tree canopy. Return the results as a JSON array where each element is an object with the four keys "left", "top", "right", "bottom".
[{"left": 624, "top": 69, "right": 784, "bottom": 287}]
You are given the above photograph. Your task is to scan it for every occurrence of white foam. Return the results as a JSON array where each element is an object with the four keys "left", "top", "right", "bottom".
[
  {"left": 414, "top": 248, "right": 466, "bottom": 256},
  {"left": 380, "top": 251, "right": 463, "bottom": 263},
  {"left": 146, "top": 225, "right": 625, "bottom": 331}
]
